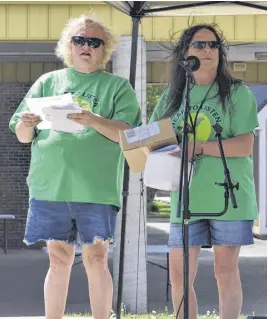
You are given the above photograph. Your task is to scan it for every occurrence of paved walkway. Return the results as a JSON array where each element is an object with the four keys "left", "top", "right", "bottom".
[{"left": 0, "top": 222, "right": 266, "bottom": 317}]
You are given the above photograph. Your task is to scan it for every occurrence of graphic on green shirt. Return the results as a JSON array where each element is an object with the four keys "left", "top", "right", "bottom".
[
  {"left": 172, "top": 100, "right": 224, "bottom": 143},
  {"left": 68, "top": 90, "right": 100, "bottom": 112},
  {"left": 177, "top": 112, "right": 212, "bottom": 142},
  {"left": 73, "top": 97, "right": 93, "bottom": 110}
]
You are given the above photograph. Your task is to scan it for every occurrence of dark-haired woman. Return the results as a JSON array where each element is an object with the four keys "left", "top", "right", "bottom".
[{"left": 150, "top": 24, "right": 258, "bottom": 319}]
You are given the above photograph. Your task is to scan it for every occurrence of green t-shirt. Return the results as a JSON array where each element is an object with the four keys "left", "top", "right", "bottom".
[
  {"left": 150, "top": 82, "right": 259, "bottom": 222},
  {"left": 9, "top": 68, "right": 141, "bottom": 208}
]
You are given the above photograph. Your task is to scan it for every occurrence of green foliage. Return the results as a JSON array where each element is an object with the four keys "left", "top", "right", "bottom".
[
  {"left": 147, "top": 187, "right": 157, "bottom": 212},
  {"left": 153, "top": 201, "right": 170, "bottom": 213},
  {"left": 66, "top": 312, "right": 247, "bottom": 319},
  {"left": 146, "top": 85, "right": 167, "bottom": 214},
  {"left": 149, "top": 201, "right": 171, "bottom": 218},
  {"left": 146, "top": 84, "right": 166, "bottom": 121}
]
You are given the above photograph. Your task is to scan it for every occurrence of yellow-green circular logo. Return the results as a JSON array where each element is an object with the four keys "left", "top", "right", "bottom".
[
  {"left": 73, "top": 97, "right": 93, "bottom": 111},
  {"left": 178, "top": 112, "right": 212, "bottom": 142}
]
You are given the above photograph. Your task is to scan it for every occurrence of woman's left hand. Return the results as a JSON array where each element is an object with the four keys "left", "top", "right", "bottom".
[
  {"left": 68, "top": 109, "right": 96, "bottom": 126},
  {"left": 187, "top": 141, "right": 203, "bottom": 159}
]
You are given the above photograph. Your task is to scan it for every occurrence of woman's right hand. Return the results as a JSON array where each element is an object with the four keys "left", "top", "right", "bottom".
[{"left": 20, "top": 112, "right": 42, "bottom": 127}]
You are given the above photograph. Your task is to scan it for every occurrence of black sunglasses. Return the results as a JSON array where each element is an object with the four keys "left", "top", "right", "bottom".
[
  {"left": 72, "top": 36, "right": 104, "bottom": 48},
  {"left": 189, "top": 41, "right": 221, "bottom": 49}
]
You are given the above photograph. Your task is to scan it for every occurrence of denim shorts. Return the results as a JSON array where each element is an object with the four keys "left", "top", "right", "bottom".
[
  {"left": 168, "top": 219, "right": 254, "bottom": 248},
  {"left": 23, "top": 198, "right": 118, "bottom": 246}
]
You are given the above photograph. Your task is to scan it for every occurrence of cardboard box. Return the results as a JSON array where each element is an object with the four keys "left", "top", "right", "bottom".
[{"left": 119, "top": 118, "right": 178, "bottom": 172}]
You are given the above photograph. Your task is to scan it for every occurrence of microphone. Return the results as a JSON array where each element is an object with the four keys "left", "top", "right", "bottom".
[{"left": 179, "top": 56, "right": 200, "bottom": 72}]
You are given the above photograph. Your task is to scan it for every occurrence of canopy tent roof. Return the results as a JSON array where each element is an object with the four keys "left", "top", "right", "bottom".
[{"left": 106, "top": 1, "right": 267, "bottom": 17}]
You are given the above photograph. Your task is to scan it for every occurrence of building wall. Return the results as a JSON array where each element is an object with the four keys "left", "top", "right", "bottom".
[
  {"left": 0, "top": 61, "right": 64, "bottom": 248},
  {"left": 147, "top": 61, "right": 267, "bottom": 84},
  {"left": 0, "top": 61, "right": 63, "bottom": 83},
  {"left": 5, "top": 60, "right": 265, "bottom": 86},
  {"left": 0, "top": 81, "right": 32, "bottom": 248},
  {"left": 0, "top": 3, "right": 266, "bottom": 42}
]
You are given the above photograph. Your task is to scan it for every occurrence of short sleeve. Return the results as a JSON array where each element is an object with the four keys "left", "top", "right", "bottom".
[
  {"left": 149, "top": 89, "right": 169, "bottom": 123},
  {"left": 112, "top": 80, "right": 142, "bottom": 127},
  {"left": 230, "top": 84, "right": 259, "bottom": 136},
  {"left": 9, "top": 77, "right": 43, "bottom": 133}
]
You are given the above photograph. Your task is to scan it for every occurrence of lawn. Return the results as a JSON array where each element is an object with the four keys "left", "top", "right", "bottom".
[
  {"left": 66, "top": 314, "right": 247, "bottom": 319},
  {"left": 148, "top": 200, "right": 171, "bottom": 218},
  {"left": 66, "top": 310, "right": 247, "bottom": 318}
]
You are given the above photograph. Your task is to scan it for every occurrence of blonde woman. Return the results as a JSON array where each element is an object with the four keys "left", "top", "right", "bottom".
[{"left": 9, "top": 13, "right": 141, "bottom": 319}]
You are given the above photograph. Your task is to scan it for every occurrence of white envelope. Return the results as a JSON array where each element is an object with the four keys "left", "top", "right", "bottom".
[
  {"left": 43, "top": 106, "right": 83, "bottom": 133},
  {"left": 144, "top": 145, "right": 193, "bottom": 191},
  {"left": 26, "top": 94, "right": 84, "bottom": 132}
]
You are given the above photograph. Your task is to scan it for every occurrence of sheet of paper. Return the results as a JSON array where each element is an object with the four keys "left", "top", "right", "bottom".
[
  {"left": 152, "top": 145, "right": 180, "bottom": 153},
  {"left": 43, "top": 107, "right": 83, "bottom": 133},
  {"left": 26, "top": 94, "right": 84, "bottom": 132},
  {"left": 26, "top": 94, "right": 74, "bottom": 115}
]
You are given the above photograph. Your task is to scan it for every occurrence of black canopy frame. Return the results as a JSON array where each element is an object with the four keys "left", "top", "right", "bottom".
[{"left": 105, "top": 2, "right": 267, "bottom": 319}]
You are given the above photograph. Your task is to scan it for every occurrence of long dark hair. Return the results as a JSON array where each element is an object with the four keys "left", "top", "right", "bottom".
[{"left": 164, "top": 23, "right": 242, "bottom": 117}]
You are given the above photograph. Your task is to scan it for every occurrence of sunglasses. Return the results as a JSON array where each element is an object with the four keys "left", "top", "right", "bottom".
[
  {"left": 189, "top": 41, "right": 221, "bottom": 49},
  {"left": 72, "top": 36, "right": 104, "bottom": 48}
]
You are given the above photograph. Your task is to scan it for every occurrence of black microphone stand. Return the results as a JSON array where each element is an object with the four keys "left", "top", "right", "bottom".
[
  {"left": 177, "top": 66, "right": 239, "bottom": 319},
  {"left": 177, "top": 65, "right": 192, "bottom": 319}
]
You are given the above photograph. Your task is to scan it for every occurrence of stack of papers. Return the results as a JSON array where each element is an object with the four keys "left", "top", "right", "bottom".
[
  {"left": 152, "top": 144, "right": 180, "bottom": 154},
  {"left": 26, "top": 94, "right": 84, "bottom": 133}
]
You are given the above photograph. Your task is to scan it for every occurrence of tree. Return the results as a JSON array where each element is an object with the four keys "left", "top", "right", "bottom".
[
  {"left": 146, "top": 84, "right": 166, "bottom": 121},
  {"left": 146, "top": 84, "right": 167, "bottom": 211}
]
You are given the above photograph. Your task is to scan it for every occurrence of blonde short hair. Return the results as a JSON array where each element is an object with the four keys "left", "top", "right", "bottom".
[{"left": 55, "top": 12, "right": 118, "bottom": 69}]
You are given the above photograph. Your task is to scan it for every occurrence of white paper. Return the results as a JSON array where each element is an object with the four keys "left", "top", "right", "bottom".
[
  {"left": 152, "top": 144, "right": 180, "bottom": 154},
  {"left": 26, "top": 94, "right": 74, "bottom": 115},
  {"left": 26, "top": 94, "right": 84, "bottom": 132},
  {"left": 43, "top": 107, "right": 83, "bottom": 133}
]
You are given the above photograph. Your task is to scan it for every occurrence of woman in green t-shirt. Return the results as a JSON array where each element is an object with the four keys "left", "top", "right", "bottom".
[
  {"left": 9, "top": 12, "right": 141, "bottom": 319},
  {"left": 150, "top": 24, "right": 258, "bottom": 319}
]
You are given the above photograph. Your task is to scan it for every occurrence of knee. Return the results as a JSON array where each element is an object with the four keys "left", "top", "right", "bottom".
[
  {"left": 169, "top": 262, "right": 196, "bottom": 287},
  {"left": 214, "top": 264, "right": 239, "bottom": 283},
  {"left": 48, "top": 247, "right": 75, "bottom": 272},
  {"left": 83, "top": 251, "right": 107, "bottom": 271},
  {"left": 170, "top": 262, "right": 183, "bottom": 283}
]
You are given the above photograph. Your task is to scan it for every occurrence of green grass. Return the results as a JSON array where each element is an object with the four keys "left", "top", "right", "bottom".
[
  {"left": 149, "top": 201, "right": 170, "bottom": 218},
  {"left": 65, "top": 315, "right": 247, "bottom": 319},
  {"left": 65, "top": 311, "right": 247, "bottom": 319}
]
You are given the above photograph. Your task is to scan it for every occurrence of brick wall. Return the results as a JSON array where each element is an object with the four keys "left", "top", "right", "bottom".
[{"left": 0, "top": 82, "right": 32, "bottom": 249}]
